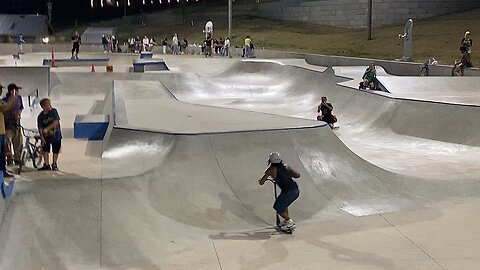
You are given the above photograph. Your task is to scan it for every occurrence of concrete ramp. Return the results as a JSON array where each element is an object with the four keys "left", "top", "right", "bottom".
[{"left": 2, "top": 57, "right": 480, "bottom": 269}]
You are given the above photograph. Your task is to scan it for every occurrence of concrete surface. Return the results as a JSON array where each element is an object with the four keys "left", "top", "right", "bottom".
[{"left": 0, "top": 53, "right": 480, "bottom": 270}]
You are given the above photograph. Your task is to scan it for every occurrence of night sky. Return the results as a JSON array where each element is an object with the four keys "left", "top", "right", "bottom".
[{"left": 0, "top": 0, "right": 191, "bottom": 27}]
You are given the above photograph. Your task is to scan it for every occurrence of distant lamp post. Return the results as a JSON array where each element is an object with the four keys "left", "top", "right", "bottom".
[
  {"left": 47, "top": 1, "right": 52, "bottom": 23},
  {"left": 367, "top": 0, "right": 372, "bottom": 40},
  {"left": 228, "top": 0, "right": 232, "bottom": 39}
]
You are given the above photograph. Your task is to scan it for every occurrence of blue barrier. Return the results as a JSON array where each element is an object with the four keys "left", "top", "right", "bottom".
[
  {"left": 74, "top": 114, "right": 110, "bottom": 140},
  {"left": 1, "top": 174, "right": 14, "bottom": 199},
  {"left": 43, "top": 58, "right": 110, "bottom": 67}
]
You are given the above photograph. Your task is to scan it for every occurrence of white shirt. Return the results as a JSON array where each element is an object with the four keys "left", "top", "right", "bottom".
[
  {"left": 224, "top": 39, "right": 230, "bottom": 47},
  {"left": 143, "top": 38, "right": 149, "bottom": 45}
]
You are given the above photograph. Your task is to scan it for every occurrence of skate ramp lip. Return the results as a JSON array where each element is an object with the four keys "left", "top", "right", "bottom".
[
  {"left": 333, "top": 65, "right": 480, "bottom": 106},
  {"left": 112, "top": 80, "right": 326, "bottom": 134}
]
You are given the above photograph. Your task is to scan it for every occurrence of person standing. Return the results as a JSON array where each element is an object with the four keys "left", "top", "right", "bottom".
[
  {"left": 204, "top": 34, "right": 213, "bottom": 58},
  {"left": 142, "top": 36, "right": 149, "bottom": 52},
  {"left": 172, "top": 34, "right": 179, "bottom": 55},
  {"left": 0, "top": 84, "right": 18, "bottom": 177},
  {"left": 161, "top": 37, "right": 168, "bottom": 54},
  {"left": 244, "top": 36, "right": 252, "bottom": 58},
  {"left": 258, "top": 152, "right": 300, "bottom": 231},
  {"left": 37, "top": 99, "right": 62, "bottom": 171},
  {"left": 16, "top": 34, "right": 25, "bottom": 54},
  {"left": 460, "top": 31, "right": 473, "bottom": 67},
  {"left": 71, "top": 31, "right": 81, "bottom": 59},
  {"left": 3, "top": 84, "right": 23, "bottom": 166},
  {"left": 102, "top": 34, "right": 109, "bottom": 53},
  {"left": 224, "top": 37, "right": 230, "bottom": 57}
]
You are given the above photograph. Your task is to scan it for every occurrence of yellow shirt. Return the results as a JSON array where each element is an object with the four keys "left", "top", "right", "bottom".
[
  {"left": 0, "top": 100, "right": 7, "bottom": 135},
  {"left": 244, "top": 38, "right": 251, "bottom": 46}
]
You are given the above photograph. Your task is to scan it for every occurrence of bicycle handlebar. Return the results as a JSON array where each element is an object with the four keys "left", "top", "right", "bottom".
[{"left": 14, "top": 124, "right": 40, "bottom": 138}]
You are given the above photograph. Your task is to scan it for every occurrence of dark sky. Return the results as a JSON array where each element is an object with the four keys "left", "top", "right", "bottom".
[{"left": 0, "top": 0, "right": 181, "bottom": 26}]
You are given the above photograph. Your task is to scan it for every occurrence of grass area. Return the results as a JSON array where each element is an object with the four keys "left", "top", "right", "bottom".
[{"left": 55, "top": 6, "right": 480, "bottom": 65}]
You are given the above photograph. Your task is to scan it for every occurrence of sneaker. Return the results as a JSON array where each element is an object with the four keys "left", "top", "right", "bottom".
[
  {"left": 38, "top": 164, "right": 51, "bottom": 171},
  {"left": 277, "top": 219, "right": 287, "bottom": 228},
  {"left": 51, "top": 163, "right": 59, "bottom": 171},
  {"left": 280, "top": 219, "right": 296, "bottom": 231},
  {"left": 3, "top": 171, "right": 13, "bottom": 178}
]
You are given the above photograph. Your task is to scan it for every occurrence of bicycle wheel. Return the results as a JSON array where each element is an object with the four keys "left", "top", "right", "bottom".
[{"left": 32, "top": 147, "right": 43, "bottom": 169}]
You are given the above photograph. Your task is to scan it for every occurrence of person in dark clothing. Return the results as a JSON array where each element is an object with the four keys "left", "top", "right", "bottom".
[
  {"left": 460, "top": 31, "right": 473, "bottom": 67},
  {"left": 259, "top": 152, "right": 300, "bottom": 231},
  {"left": 102, "top": 34, "right": 109, "bottom": 53},
  {"left": 71, "top": 31, "right": 81, "bottom": 59},
  {"left": 204, "top": 34, "right": 213, "bottom": 58},
  {"left": 317, "top": 96, "right": 336, "bottom": 129},
  {"left": 37, "top": 99, "right": 62, "bottom": 171}
]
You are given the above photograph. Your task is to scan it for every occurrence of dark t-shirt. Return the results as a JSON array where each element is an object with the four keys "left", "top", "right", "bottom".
[
  {"left": 273, "top": 164, "right": 298, "bottom": 193},
  {"left": 37, "top": 108, "right": 62, "bottom": 141},
  {"left": 72, "top": 35, "right": 81, "bottom": 45},
  {"left": 320, "top": 103, "right": 333, "bottom": 116},
  {"left": 205, "top": 38, "right": 212, "bottom": 47},
  {"left": 2, "top": 95, "right": 23, "bottom": 129}
]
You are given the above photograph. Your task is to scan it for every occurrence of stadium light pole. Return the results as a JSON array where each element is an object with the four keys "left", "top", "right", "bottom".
[
  {"left": 367, "top": 0, "right": 372, "bottom": 40},
  {"left": 228, "top": 0, "right": 232, "bottom": 39}
]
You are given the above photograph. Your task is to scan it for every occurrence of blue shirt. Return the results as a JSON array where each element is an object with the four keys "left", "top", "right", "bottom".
[
  {"left": 2, "top": 95, "right": 23, "bottom": 119},
  {"left": 37, "top": 108, "right": 62, "bottom": 141},
  {"left": 17, "top": 36, "right": 24, "bottom": 45}
]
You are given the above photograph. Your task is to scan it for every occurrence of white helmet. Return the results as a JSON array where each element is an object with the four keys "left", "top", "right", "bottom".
[{"left": 268, "top": 152, "right": 282, "bottom": 164}]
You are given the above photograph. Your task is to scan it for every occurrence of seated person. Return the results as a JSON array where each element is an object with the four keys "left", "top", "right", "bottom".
[
  {"left": 360, "top": 62, "right": 377, "bottom": 90},
  {"left": 317, "top": 96, "right": 337, "bottom": 129}
]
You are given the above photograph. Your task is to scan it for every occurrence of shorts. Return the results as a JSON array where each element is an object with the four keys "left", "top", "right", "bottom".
[
  {"left": 273, "top": 188, "right": 299, "bottom": 214},
  {"left": 43, "top": 138, "right": 61, "bottom": 154}
]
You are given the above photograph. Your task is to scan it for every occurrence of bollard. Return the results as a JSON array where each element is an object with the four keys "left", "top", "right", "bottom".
[{"left": 51, "top": 47, "right": 56, "bottom": 67}]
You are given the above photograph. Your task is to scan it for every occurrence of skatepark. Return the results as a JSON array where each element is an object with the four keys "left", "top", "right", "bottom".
[{"left": 0, "top": 49, "right": 479, "bottom": 270}]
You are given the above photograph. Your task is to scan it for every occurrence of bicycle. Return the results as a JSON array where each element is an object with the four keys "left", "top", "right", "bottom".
[{"left": 16, "top": 125, "right": 43, "bottom": 174}]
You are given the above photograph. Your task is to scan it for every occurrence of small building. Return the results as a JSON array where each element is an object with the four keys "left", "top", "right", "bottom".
[{"left": 0, "top": 14, "right": 49, "bottom": 43}]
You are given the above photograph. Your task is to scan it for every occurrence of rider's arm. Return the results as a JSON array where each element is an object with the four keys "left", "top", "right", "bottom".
[
  {"left": 259, "top": 167, "right": 277, "bottom": 185},
  {"left": 44, "top": 120, "right": 59, "bottom": 133},
  {"left": 0, "top": 94, "right": 17, "bottom": 113},
  {"left": 287, "top": 166, "right": 301, "bottom": 179}
]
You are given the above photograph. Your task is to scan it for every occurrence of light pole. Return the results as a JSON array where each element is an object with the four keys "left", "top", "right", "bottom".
[
  {"left": 367, "top": 0, "right": 372, "bottom": 40},
  {"left": 228, "top": 0, "right": 232, "bottom": 39}
]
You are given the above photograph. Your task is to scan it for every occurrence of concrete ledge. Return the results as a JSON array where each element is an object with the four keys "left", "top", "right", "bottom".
[
  {"left": 132, "top": 59, "right": 169, "bottom": 72},
  {"left": 139, "top": 52, "right": 154, "bottom": 59},
  {"left": 43, "top": 58, "right": 110, "bottom": 67},
  {"left": 74, "top": 114, "right": 110, "bottom": 140}
]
